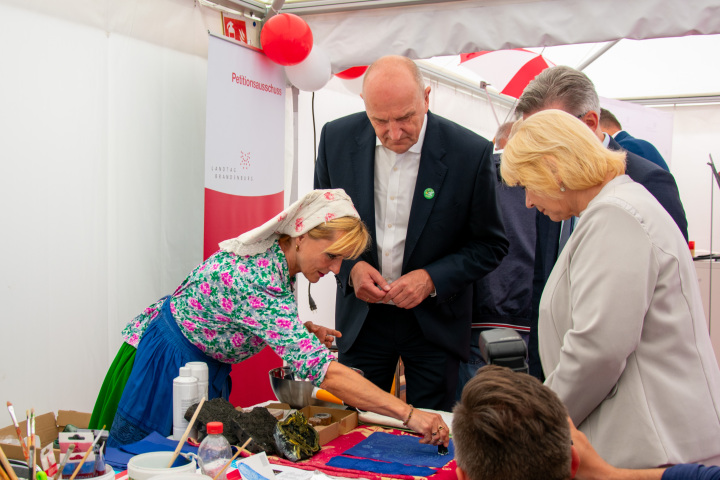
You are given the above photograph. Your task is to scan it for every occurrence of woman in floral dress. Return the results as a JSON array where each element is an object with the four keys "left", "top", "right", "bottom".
[{"left": 92, "top": 189, "right": 450, "bottom": 448}]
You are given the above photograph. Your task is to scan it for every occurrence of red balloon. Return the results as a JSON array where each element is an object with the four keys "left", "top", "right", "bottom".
[
  {"left": 260, "top": 13, "right": 313, "bottom": 66},
  {"left": 335, "top": 66, "right": 368, "bottom": 79}
]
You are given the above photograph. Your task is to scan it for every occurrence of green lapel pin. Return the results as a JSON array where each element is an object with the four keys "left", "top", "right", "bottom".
[{"left": 423, "top": 188, "right": 435, "bottom": 199}]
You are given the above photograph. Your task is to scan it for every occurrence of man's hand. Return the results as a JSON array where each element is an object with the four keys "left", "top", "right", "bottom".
[
  {"left": 350, "top": 261, "right": 390, "bottom": 303},
  {"left": 304, "top": 321, "right": 342, "bottom": 349},
  {"left": 382, "top": 269, "right": 435, "bottom": 309}
]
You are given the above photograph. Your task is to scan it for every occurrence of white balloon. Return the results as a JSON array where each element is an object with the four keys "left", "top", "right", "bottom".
[
  {"left": 339, "top": 74, "right": 364, "bottom": 97},
  {"left": 285, "top": 45, "right": 332, "bottom": 92}
]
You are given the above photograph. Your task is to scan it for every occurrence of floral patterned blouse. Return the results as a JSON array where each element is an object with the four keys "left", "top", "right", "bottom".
[{"left": 121, "top": 241, "right": 333, "bottom": 386}]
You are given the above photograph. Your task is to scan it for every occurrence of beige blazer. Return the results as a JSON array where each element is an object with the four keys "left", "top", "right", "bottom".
[{"left": 540, "top": 175, "right": 720, "bottom": 468}]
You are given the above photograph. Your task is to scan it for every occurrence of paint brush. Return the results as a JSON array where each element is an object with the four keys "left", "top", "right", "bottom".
[
  {"left": 0, "top": 460, "right": 10, "bottom": 480},
  {"left": 26, "top": 410, "right": 33, "bottom": 480},
  {"left": 0, "top": 445, "right": 19, "bottom": 480},
  {"left": 0, "top": 461, "right": 9, "bottom": 480},
  {"left": 67, "top": 426, "right": 105, "bottom": 480},
  {"left": 29, "top": 409, "right": 36, "bottom": 480},
  {"left": 167, "top": 397, "right": 205, "bottom": 468},
  {"left": 5, "top": 403, "right": 28, "bottom": 461},
  {"left": 52, "top": 444, "right": 74, "bottom": 480}
]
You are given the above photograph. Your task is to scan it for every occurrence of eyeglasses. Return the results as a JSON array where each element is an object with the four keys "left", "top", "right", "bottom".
[{"left": 575, "top": 111, "right": 588, "bottom": 119}]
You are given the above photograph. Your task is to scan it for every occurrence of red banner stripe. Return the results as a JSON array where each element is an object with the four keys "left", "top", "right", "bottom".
[{"left": 203, "top": 188, "right": 284, "bottom": 260}]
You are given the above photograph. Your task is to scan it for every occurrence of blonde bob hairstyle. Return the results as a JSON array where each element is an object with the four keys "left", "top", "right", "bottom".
[
  {"left": 501, "top": 109, "right": 626, "bottom": 199},
  {"left": 280, "top": 216, "right": 370, "bottom": 260}
]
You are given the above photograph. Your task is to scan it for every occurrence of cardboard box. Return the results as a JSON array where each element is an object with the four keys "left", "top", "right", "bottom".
[
  {"left": 0, "top": 410, "right": 91, "bottom": 463},
  {"left": 262, "top": 403, "right": 358, "bottom": 446}
]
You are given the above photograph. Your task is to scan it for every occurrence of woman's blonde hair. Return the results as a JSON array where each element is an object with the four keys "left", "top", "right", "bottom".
[
  {"left": 501, "top": 109, "right": 626, "bottom": 199},
  {"left": 280, "top": 216, "right": 370, "bottom": 260}
]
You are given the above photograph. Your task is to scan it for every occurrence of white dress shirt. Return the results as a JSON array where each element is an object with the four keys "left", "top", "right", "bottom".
[{"left": 374, "top": 115, "right": 428, "bottom": 286}]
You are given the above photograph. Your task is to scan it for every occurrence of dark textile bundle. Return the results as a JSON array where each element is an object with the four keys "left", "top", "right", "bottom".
[
  {"left": 184, "top": 398, "right": 279, "bottom": 455},
  {"left": 273, "top": 410, "right": 320, "bottom": 462}
]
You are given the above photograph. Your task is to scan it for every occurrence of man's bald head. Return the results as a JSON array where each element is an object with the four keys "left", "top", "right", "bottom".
[{"left": 361, "top": 56, "right": 431, "bottom": 154}]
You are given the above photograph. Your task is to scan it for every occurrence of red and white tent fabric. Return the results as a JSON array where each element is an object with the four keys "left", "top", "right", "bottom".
[{"left": 458, "top": 49, "right": 555, "bottom": 99}]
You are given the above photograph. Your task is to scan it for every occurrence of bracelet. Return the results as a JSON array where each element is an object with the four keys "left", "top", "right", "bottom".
[{"left": 402, "top": 405, "right": 414, "bottom": 427}]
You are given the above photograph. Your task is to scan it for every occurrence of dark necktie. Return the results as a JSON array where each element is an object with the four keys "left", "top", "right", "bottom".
[{"left": 558, "top": 217, "right": 575, "bottom": 254}]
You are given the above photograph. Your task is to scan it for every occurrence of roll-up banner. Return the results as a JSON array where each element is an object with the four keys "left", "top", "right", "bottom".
[{"left": 204, "top": 34, "right": 285, "bottom": 407}]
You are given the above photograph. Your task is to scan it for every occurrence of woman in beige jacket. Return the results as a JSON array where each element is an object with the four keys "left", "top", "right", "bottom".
[{"left": 501, "top": 109, "right": 720, "bottom": 469}]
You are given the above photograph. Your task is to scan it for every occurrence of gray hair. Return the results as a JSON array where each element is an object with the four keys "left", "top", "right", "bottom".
[
  {"left": 494, "top": 121, "right": 515, "bottom": 145},
  {"left": 515, "top": 66, "right": 600, "bottom": 118}
]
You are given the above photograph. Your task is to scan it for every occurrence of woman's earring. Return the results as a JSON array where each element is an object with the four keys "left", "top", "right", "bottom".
[
  {"left": 295, "top": 242, "right": 299, "bottom": 252},
  {"left": 560, "top": 185, "right": 566, "bottom": 192}
]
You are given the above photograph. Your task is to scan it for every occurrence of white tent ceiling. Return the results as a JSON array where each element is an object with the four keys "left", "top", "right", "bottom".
[
  {"left": 210, "top": 0, "right": 720, "bottom": 100},
  {"left": 299, "top": 0, "right": 720, "bottom": 69}
]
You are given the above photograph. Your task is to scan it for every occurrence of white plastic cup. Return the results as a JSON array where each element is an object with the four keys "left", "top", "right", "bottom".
[{"left": 127, "top": 452, "right": 197, "bottom": 480}]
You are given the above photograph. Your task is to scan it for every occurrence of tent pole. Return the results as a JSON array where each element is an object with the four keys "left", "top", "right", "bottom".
[
  {"left": 577, "top": 40, "right": 620, "bottom": 71},
  {"left": 290, "top": 86, "right": 300, "bottom": 204},
  {"left": 480, "top": 82, "right": 500, "bottom": 127}
]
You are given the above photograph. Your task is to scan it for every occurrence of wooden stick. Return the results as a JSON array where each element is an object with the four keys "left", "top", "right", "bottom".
[
  {"left": 211, "top": 437, "right": 252, "bottom": 480},
  {"left": 67, "top": 426, "right": 105, "bottom": 480},
  {"left": 0, "top": 462, "right": 10, "bottom": 480},
  {"left": 52, "top": 444, "right": 75, "bottom": 480},
  {"left": 0, "top": 445, "right": 19, "bottom": 480},
  {"left": 166, "top": 397, "right": 205, "bottom": 468},
  {"left": 27, "top": 409, "right": 35, "bottom": 480},
  {"left": 25, "top": 410, "right": 32, "bottom": 480}
]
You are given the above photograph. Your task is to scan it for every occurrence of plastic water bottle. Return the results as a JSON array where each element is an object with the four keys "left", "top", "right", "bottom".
[
  {"left": 198, "top": 422, "right": 232, "bottom": 480},
  {"left": 172, "top": 366, "right": 199, "bottom": 440}
]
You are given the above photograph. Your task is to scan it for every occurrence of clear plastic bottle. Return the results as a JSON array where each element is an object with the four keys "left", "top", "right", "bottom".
[{"left": 198, "top": 422, "right": 232, "bottom": 480}]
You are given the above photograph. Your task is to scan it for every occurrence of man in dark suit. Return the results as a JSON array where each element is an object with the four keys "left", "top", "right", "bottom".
[
  {"left": 314, "top": 55, "right": 508, "bottom": 411},
  {"left": 515, "top": 66, "right": 688, "bottom": 380},
  {"left": 456, "top": 120, "right": 536, "bottom": 400},
  {"left": 600, "top": 108, "right": 670, "bottom": 171}
]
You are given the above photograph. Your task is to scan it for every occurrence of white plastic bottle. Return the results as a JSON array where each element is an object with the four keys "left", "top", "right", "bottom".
[
  {"left": 173, "top": 366, "right": 199, "bottom": 440},
  {"left": 186, "top": 361, "right": 209, "bottom": 401},
  {"left": 198, "top": 422, "right": 232, "bottom": 480}
]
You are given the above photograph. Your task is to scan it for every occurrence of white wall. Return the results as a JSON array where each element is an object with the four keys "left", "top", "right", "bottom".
[
  {"left": 659, "top": 104, "right": 720, "bottom": 253},
  {"left": 0, "top": 1, "right": 219, "bottom": 414}
]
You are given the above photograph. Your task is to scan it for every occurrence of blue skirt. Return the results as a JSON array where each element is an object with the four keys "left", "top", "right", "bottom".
[{"left": 108, "top": 297, "right": 231, "bottom": 447}]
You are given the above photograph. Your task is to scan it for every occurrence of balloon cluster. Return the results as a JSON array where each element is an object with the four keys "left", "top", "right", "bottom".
[{"left": 260, "top": 13, "right": 366, "bottom": 93}]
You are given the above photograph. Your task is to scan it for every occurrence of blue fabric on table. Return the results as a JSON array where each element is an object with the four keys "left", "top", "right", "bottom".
[
  {"left": 326, "top": 457, "right": 435, "bottom": 477},
  {"left": 340, "top": 432, "right": 454, "bottom": 468},
  {"left": 121, "top": 431, "right": 198, "bottom": 455},
  {"left": 105, "top": 447, "right": 135, "bottom": 471},
  {"left": 104, "top": 431, "right": 199, "bottom": 471}
]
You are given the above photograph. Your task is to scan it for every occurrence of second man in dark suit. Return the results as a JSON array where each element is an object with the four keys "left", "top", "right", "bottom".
[{"left": 314, "top": 55, "right": 508, "bottom": 411}]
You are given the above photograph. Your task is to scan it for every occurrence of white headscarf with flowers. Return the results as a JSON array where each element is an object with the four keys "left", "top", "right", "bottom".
[{"left": 218, "top": 189, "right": 360, "bottom": 257}]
